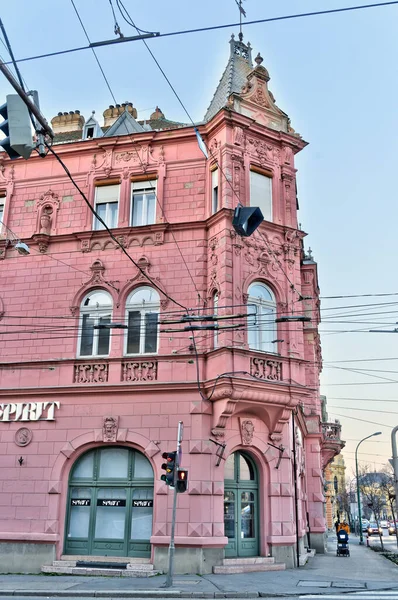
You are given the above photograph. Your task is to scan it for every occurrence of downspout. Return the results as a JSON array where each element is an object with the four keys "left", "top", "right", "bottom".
[{"left": 292, "top": 411, "right": 300, "bottom": 568}]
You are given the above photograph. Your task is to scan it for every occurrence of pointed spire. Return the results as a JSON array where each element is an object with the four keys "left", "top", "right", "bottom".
[{"left": 204, "top": 34, "right": 253, "bottom": 122}]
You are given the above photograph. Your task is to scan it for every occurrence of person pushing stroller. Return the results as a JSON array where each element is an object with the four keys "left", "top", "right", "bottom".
[{"left": 336, "top": 521, "right": 350, "bottom": 557}]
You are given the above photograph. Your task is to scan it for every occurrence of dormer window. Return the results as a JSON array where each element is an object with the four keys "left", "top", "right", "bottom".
[{"left": 83, "top": 113, "right": 103, "bottom": 140}]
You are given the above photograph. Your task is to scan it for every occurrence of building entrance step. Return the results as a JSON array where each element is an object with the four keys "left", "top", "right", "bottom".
[{"left": 42, "top": 557, "right": 160, "bottom": 577}]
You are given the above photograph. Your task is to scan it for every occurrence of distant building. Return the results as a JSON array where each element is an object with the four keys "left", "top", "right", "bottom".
[
  {"left": 0, "top": 34, "right": 344, "bottom": 574},
  {"left": 324, "top": 453, "right": 346, "bottom": 529}
]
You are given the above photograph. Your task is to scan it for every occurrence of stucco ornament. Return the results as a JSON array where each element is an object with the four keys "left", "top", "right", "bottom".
[
  {"left": 15, "top": 427, "right": 33, "bottom": 447},
  {"left": 102, "top": 416, "right": 119, "bottom": 442},
  {"left": 240, "top": 419, "right": 255, "bottom": 445}
]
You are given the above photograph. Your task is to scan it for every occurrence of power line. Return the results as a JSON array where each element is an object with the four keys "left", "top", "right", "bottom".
[
  {"left": 4, "top": 2, "right": 398, "bottom": 66},
  {"left": 330, "top": 411, "right": 392, "bottom": 428},
  {"left": 330, "top": 406, "right": 398, "bottom": 415}
]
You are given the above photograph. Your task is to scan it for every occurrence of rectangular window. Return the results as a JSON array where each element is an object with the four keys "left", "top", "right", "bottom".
[
  {"left": 0, "top": 191, "right": 6, "bottom": 225},
  {"left": 250, "top": 171, "right": 272, "bottom": 222},
  {"left": 94, "top": 184, "right": 120, "bottom": 230},
  {"left": 126, "top": 311, "right": 141, "bottom": 354},
  {"left": 126, "top": 310, "right": 158, "bottom": 355},
  {"left": 211, "top": 169, "right": 219, "bottom": 214},
  {"left": 80, "top": 314, "right": 111, "bottom": 357},
  {"left": 131, "top": 180, "right": 156, "bottom": 226}
]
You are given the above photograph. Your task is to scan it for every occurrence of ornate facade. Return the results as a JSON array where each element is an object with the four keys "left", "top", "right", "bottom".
[{"left": 0, "top": 35, "right": 343, "bottom": 574}]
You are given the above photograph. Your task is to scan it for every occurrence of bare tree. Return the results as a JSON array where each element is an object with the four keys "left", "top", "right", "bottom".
[{"left": 359, "top": 467, "right": 387, "bottom": 550}]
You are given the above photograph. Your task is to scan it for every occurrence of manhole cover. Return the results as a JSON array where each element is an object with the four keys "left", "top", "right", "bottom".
[{"left": 297, "top": 581, "right": 331, "bottom": 588}]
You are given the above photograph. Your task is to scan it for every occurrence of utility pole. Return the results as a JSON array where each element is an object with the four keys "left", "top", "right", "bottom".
[{"left": 164, "top": 421, "right": 183, "bottom": 588}]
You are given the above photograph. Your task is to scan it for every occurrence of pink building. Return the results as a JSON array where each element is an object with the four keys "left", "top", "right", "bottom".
[{"left": 0, "top": 35, "right": 343, "bottom": 574}]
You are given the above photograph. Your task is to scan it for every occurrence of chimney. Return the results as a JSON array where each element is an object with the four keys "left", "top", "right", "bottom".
[
  {"left": 150, "top": 106, "right": 165, "bottom": 120},
  {"left": 103, "top": 102, "right": 137, "bottom": 127},
  {"left": 51, "top": 110, "right": 85, "bottom": 134}
]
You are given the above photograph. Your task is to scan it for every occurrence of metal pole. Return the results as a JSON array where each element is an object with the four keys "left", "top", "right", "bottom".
[
  {"left": 391, "top": 426, "right": 398, "bottom": 518},
  {"left": 165, "top": 421, "right": 183, "bottom": 588},
  {"left": 292, "top": 413, "right": 300, "bottom": 567},
  {"left": 355, "top": 431, "right": 382, "bottom": 545}
]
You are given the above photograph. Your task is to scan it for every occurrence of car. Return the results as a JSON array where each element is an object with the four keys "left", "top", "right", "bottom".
[
  {"left": 367, "top": 522, "right": 383, "bottom": 536},
  {"left": 380, "top": 520, "right": 388, "bottom": 528},
  {"left": 361, "top": 519, "right": 370, "bottom": 532},
  {"left": 389, "top": 522, "right": 397, "bottom": 535}
]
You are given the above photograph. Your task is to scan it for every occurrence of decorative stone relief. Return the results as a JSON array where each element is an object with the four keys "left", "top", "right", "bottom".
[
  {"left": 35, "top": 189, "right": 60, "bottom": 235},
  {"left": 121, "top": 361, "right": 158, "bottom": 382},
  {"left": 233, "top": 126, "right": 244, "bottom": 146},
  {"left": 247, "top": 138, "right": 274, "bottom": 166},
  {"left": 102, "top": 416, "right": 119, "bottom": 442},
  {"left": 240, "top": 418, "right": 254, "bottom": 445},
  {"left": 74, "top": 363, "right": 109, "bottom": 383},
  {"left": 15, "top": 427, "right": 33, "bottom": 447},
  {"left": 251, "top": 357, "right": 282, "bottom": 381}
]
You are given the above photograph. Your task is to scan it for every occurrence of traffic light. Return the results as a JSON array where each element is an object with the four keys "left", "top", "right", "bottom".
[
  {"left": 232, "top": 205, "right": 264, "bottom": 237},
  {"left": 0, "top": 94, "right": 34, "bottom": 160},
  {"left": 176, "top": 469, "right": 188, "bottom": 493},
  {"left": 161, "top": 451, "right": 176, "bottom": 486}
]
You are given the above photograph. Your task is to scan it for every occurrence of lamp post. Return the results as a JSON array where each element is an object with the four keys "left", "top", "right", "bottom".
[{"left": 356, "top": 432, "right": 382, "bottom": 544}]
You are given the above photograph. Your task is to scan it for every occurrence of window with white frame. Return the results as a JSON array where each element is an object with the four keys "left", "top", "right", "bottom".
[
  {"left": 211, "top": 168, "right": 219, "bottom": 214},
  {"left": 250, "top": 171, "right": 272, "bottom": 222},
  {"left": 131, "top": 180, "right": 156, "bottom": 227},
  {"left": 213, "top": 292, "right": 219, "bottom": 349},
  {"left": 93, "top": 184, "right": 120, "bottom": 230},
  {"left": 79, "top": 290, "right": 113, "bottom": 357},
  {"left": 125, "top": 287, "right": 159, "bottom": 355},
  {"left": 0, "top": 192, "right": 5, "bottom": 225},
  {"left": 247, "top": 283, "right": 276, "bottom": 352}
]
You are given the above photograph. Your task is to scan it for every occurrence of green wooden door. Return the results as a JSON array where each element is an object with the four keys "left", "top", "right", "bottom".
[
  {"left": 65, "top": 447, "right": 154, "bottom": 558},
  {"left": 224, "top": 452, "right": 259, "bottom": 558}
]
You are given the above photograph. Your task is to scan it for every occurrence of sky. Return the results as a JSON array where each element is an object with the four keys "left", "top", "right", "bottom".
[{"left": 1, "top": 0, "right": 398, "bottom": 476}]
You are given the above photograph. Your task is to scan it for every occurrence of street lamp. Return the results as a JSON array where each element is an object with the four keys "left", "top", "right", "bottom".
[{"left": 356, "top": 431, "right": 382, "bottom": 544}]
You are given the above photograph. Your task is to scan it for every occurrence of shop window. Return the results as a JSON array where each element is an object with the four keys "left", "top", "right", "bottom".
[
  {"left": 94, "top": 184, "right": 120, "bottom": 230},
  {"left": 78, "top": 290, "right": 113, "bottom": 357},
  {"left": 250, "top": 170, "right": 272, "bottom": 222},
  {"left": 125, "top": 287, "right": 159, "bottom": 355},
  {"left": 247, "top": 282, "right": 276, "bottom": 352},
  {"left": 131, "top": 180, "right": 156, "bottom": 226}
]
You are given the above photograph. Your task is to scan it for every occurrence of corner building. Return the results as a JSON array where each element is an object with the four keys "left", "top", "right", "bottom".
[{"left": 0, "top": 35, "right": 344, "bottom": 573}]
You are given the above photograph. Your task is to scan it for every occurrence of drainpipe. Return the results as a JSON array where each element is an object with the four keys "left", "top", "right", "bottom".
[{"left": 292, "top": 412, "right": 300, "bottom": 568}]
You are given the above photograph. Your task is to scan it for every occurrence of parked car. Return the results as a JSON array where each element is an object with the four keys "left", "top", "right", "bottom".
[
  {"left": 380, "top": 520, "right": 388, "bottom": 528},
  {"left": 367, "top": 522, "right": 383, "bottom": 536},
  {"left": 361, "top": 519, "right": 370, "bottom": 532},
  {"left": 388, "top": 522, "right": 397, "bottom": 535}
]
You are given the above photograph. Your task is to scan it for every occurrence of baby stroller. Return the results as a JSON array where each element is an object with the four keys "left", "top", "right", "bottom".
[{"left": 336, "top": 530, "right": 350, "bottom": 557}]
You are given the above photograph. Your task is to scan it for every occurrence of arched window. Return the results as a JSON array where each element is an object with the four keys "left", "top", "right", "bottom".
[
  {"left": 125, "top": 287, "right": 160, "bottom": 355},
  {"left": 79, "top": 290, "right": 113, "bottom": 357},
  {"left": 247, "top": 282, "right": 276, "bottom": 352}
]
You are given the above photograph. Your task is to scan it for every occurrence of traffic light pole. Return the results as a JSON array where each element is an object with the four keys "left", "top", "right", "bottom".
[{"left": 165, "top": 421, "right": 183, "bottom": 588}]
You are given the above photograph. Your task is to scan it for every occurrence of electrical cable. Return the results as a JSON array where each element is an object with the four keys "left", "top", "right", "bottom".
[
  {"left": 4, "top": 2, "right": 398, "bottom": 66},
  {"left": 329, "top": 412, "right": 392, "bottom": 428},
  {"left": 45, "top": 141, "right": 186, "bottom": 311}
]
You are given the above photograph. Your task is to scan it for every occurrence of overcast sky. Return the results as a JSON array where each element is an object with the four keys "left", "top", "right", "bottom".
[{"left": 1, "top": 0, "right": 398, "bottom": 475}]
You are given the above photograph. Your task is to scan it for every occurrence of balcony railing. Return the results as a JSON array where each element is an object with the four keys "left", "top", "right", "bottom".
[{"left": 322, "top": 421, "right": 342, "bottom": 442}]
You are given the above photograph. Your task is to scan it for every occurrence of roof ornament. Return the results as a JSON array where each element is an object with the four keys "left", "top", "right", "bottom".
[{"left": 234, "top": 0, "right": 247, "bottom": 41}]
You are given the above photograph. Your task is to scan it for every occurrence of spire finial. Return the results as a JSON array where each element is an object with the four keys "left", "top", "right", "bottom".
[{"left": 234, "top": 0, "right": 246, "bottom": 41}]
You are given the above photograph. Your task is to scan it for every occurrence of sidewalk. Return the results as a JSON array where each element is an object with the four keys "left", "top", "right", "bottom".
[{"left": 1, "top": 536, "right": 398, "bottom": 598}]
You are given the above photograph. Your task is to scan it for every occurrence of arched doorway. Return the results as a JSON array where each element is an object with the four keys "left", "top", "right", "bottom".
[
  {"left": 65, "top": 447, "right": 154, "bottom": 557},
  {"left": 224, "top": 451, "right": 259, "bottom": 558}
]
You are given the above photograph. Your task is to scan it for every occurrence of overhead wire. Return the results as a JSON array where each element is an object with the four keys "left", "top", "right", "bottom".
[{"left": 3, "top": 2, "right": 398, "bottom": 66}]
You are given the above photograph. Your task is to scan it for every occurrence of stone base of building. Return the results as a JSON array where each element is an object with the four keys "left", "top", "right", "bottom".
[
  {"left": 153, "top": 546, "right": 224, "bottom": 575},
  {"left": 0, "top": 541, "right": 55, "bottom": 573},
  {"left": 309, "top": 532, "right": 327, "bottom": 554},
  {"left": 270, "top": 544, "right": 296, "bottom": 569}
]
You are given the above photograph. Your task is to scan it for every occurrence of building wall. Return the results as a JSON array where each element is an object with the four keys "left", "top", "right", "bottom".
[{"left": 0, "top": 109, "right": 327, "bottom": 572}]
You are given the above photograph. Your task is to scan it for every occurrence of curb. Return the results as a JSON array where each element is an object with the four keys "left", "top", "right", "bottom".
[{"left": 0, "top": 592, "right": 298, "bottom": 598}]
